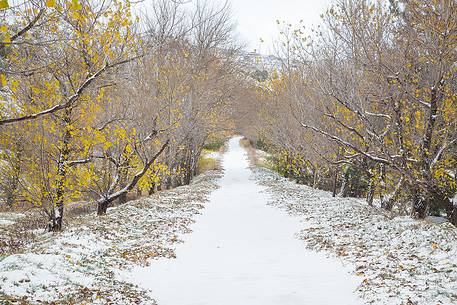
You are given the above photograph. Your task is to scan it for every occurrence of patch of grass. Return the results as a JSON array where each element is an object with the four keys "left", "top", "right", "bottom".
[
  {"left": 239, "top": 137, "right": 275, "bottom": 170},
  {"left": 203, "top": 139, "right": 226, "bottom": 151},
  {"left": 196, "top": 157, "right": 220, "bottom": 175},
  {"left": 255, "top": 137, "right": 270, "bottom": 151},
  {"left": 239, "top": 137, "right": 252, "bottom": 149},
  {"left": 0, "top": 218, "right": 38, "bottom": 256},
  {"left": 258, "top": 155, "right": 276, "bottom": 170}
]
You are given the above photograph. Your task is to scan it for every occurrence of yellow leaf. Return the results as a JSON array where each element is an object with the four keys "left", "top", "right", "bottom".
[
  {"left": 10, "top": 79, "right": 18, "bottom": 92},
  {"left": 45, "top": 0, "right": 55, "bottom": 7},
  {"left": 69, "top": 0, "right": 82, "bottom": 10},
  {"left": 0, "top": 25, "right": 7, "bottom": 33},
  {"left": 3, "top": 33, "right": 11, "bottom": 44},
  {"left": 0, "top": 74, "right": 6, "bottom": 87},
  {"left": 0, "top": 0, "right": 9, "bottom": 9}
]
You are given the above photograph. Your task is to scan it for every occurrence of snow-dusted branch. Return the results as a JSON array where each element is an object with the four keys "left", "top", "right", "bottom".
[
  {"left": 95, "top": 140, "right": 169, "bottom": 213},
  {"left": 300, "top": 122, "right": 390, "bottom": 165}
]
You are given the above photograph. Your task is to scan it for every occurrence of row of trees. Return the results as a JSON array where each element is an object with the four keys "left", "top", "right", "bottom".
[
  {"left": 0, "top": 0, "right": 239, "bottom": 230},
  {"left": 239, "top": 0, "right": 457, "bottom": 225}
]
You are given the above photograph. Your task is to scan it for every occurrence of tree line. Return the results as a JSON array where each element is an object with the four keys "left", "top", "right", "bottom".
[
  {"left": 0, "top": 0, "right": 241, "bottom": 231},
  {"left": 238, "top": 0, "right": 457, "bottom": 225}
]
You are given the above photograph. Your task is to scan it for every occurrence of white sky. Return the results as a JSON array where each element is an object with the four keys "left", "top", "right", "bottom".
[
  {"left": 135, "top": 0, "right": 332, "bottom": 55},
  {"left": 218, "top": 0, "right": 332, "bottom": 53}
]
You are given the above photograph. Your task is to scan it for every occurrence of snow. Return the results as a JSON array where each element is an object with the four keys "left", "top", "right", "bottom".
[
  {"left": 0, "top": 219, "right": 14, "bottom": 226},
  {"left": 253, "top": 165, "right": 457, "bottom": 305},
  {"left": 126, "top": 136, "right": 363, "bottom": 305},
  {"left": 0, "top": 231, "right": 108, "bottom": 302},
  {"left": 0, "top": 170, "right": 222, "bottom": 304},
  {"left": 0, "top": 253, "right": 94, "bottom": 300},
  {"left": 0, "top": 212, "right": 25, "bottom": 227},
  {"left": 2, "top": 136, "right": 454, "bottom": 304},
  {"left": 426, "top": 216, "right": 449, "bottom": 224},
  {"left": 204, "top": 151, "right": 221, "bottom": 159}
]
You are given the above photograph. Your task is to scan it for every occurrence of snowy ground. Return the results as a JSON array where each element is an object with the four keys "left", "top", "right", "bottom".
[
  {"left": 124, "top": 137, "right": 363, "bottom": 305},
  {"left": 253, "top": 167, "right": 457, "bottom": 305},
  {"left": 1, "top": 137, "right": 455, "bottom": 305},
  {"left": 0, "top": 170, "right": 222, "bottom": 304},
  {"left": 0, "top": 213, "right": 25, "bottom": 227}
]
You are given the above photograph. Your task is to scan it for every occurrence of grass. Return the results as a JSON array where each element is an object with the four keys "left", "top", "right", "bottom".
[
  {"left": 239, "top": 137, "right": 276, "bottom": 170},
  {"left": 203, "top": 139, "right": 226, "bottom": 151},
  {"left": 196, "top": 137, "right": 228, "bottom": 175},
  {"left": 239, "top": 137, "right": 251, "bottom": 149},
  {"left": 196, "top": 157, "right": 220, "bottom": 175}
]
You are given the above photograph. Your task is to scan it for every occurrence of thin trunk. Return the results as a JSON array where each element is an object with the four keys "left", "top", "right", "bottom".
[
  {"left": 332, "top": 168, "right": 339, "bottom": 197},
  {"left": 413, "top": 86, "right": 440, "bottom": 218},
  {"left": 6, "top": 145, "right": 22, "bottom": 207},
  {"left": 339, "top": 171, "right": 349, "bottom": 197},
  {"left": 332, "top": 149, "right": 341, "bottom": 197},
  {"left": 283, "top": 153, "right": 289, "bottom": 178},
  {"left": 174, "top": 173, "right": 182, "bottom": 187},
  {"left": 382, "top": 177, "right": 403, "bottom": 211},
  {"left": 49, "top": 109, "right": 72, "bottom": 232},
  {"left": 148, "top": 182, "right": 155, "bottom": 195},
  {"left": 451, "top": 203, "right": 457, "bottom": 227},
  {"left": 366, "top": 179, "right": 375, "bottom": 206},
  {"left": 379, "top": 164, "right": 386, "bottom": 206},
  {"left": 165, "top": 175, "right": 172, "bottom": 190},
  {"left": 312, "top": 170, "right": 319, "bottom": 189},
  {"left": 411, "top": 191, "right": 427, "bottom": 219}
]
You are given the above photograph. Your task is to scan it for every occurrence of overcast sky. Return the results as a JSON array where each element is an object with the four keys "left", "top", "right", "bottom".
[
  {"left": 136, "top": 0, "right": 332, "bottom": 54},
  {"left": 218, "top": 0, "right": 332, "bottom": 53}
]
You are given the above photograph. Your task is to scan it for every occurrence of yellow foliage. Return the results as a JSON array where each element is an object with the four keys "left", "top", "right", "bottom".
[{"left": 45, "top": 0, "right": 55, "bottom": 7}]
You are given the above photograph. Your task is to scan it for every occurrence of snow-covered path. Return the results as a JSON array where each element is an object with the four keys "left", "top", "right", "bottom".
[{"left": 129, "top": 137, "right": 362, "bottom": 305}]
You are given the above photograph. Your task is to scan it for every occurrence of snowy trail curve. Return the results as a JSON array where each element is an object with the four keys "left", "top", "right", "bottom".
[{"left": 128, "top": 137, "right": 363, "bottom": 305}]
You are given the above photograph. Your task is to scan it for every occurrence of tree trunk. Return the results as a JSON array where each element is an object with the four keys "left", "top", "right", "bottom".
[
  {"left": 184, "top": 151, "right": 193, "bottom": 185},
  {"left": 174, "top": 174, "right": 182, "bottom": 187},
  {"left": 366, "top": 179, "right": 375, "bottom": 206},
  {"left": 165, "top": 176, "right": 172, "bottom": 190},
  {"left": 450, "top": 203, "right": 457, "bottom": 227},
  {"left": 411, "top": 86, "right": 440, "bottom": 219},
  {"left": 332, "top": 169, "right": 339, "bottom": 197},
  {"left": 192, "top": 166, "right": 197, "bottom": 177},
  {"left": 148, "top": 183, "right": 155, "bottom": 195},
  {"left": 382, "top": 177, "right": 403, "bottom": 211},
  {"left": 97, "top": 200, "right": 109, "bottom": 216},
  {"left": 6, "top": 150, "right": 21, "bottom": 207},
  {"left": 339, "top": 171, "right": 349, "bottom": 197},
  {"left": 49, "top": 109, "right": 72, "bottom": 232},
  {"left": 119, "top": 192, "right": 127, "bottom": 204},
  {"left": 312, "top": 170, "right": 319, "bottom": 189},
  {"left": 379, "top": 164, "right": 386, "bottom": 206},
  {"left": 411, "top": 185, "right": 451, "bottom": 220},
  {"left": 332, "top": 148, "right": 341, "bottom": 197},
  {"left": 184, "top": 170, "right": 192, "bottom": 185},
  {"left": 288, "top": 159, "right": 294, "bottom": 179},
  {"left": 283, "top": 154, "right": 289, "bottom": 178},
  {"left": 411, "top": 190, "right": 427, "bottom": 219}
]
